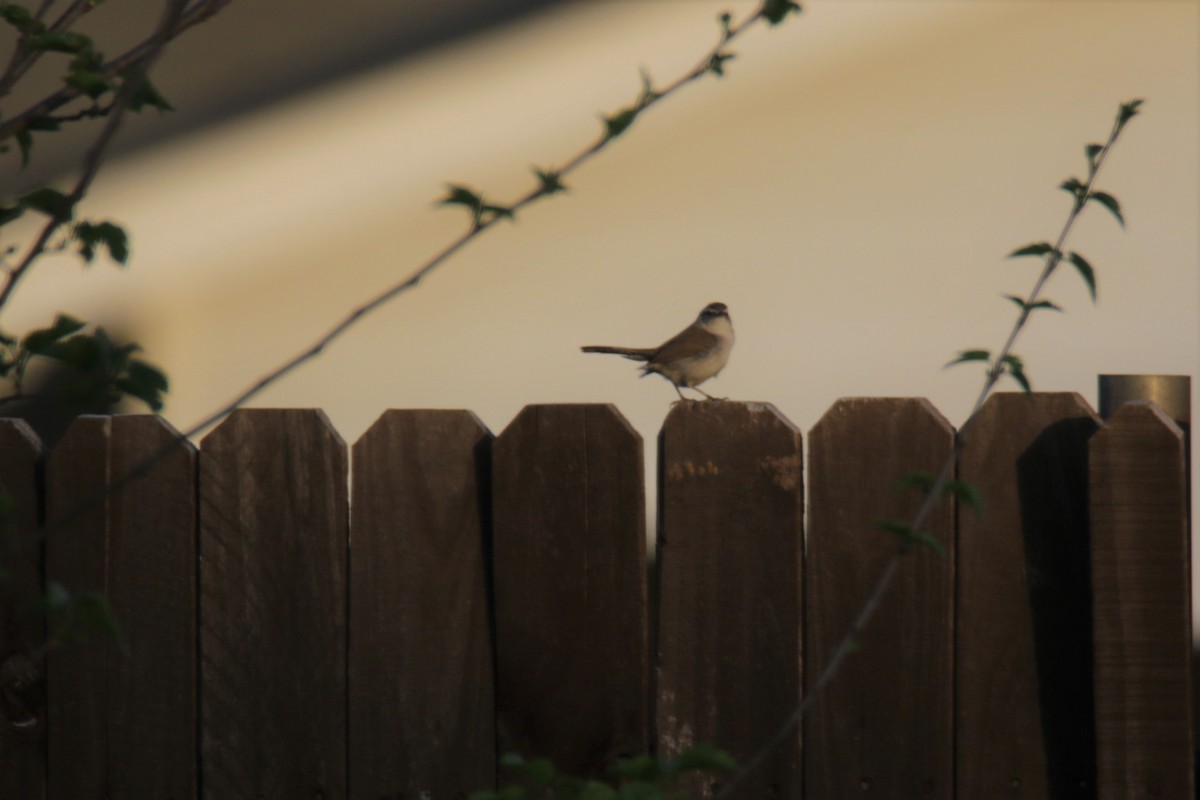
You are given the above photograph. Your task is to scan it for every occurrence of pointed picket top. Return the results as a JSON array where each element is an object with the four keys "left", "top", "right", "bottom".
[
  {"left": 350, "top": 409, "right": 495, "bottom": 798},
  {"left": 201, "top": 406, "right": 346, "bottom": 450},
  {"left": 492, "top": 403, "right": 648, "bottom": 778},
  {"left": 657, "top": 400, "right": 803, "bottom": 799},
  {"left": 1090, "top": 399, "right": 1191, "bottom": 799},
  {"left": 199, "top": 407, "right": 348, "bottom": 799},
  {"left": 45, "top": 414, "right": 196, "bottom": 799},
  {"left": 957, "top": 391, "right": 1102, "bottom": 797},
  {"left": 806, "top": 397, "right": 955, "bottom": 799}
]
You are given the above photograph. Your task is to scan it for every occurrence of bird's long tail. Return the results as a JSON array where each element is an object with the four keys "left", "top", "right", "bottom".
[{"left": 580, "top": 345, "right": 655, "bottom": 362}]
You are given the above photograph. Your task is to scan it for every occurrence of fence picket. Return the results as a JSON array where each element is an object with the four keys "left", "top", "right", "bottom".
[
  {"left": 1090, "top": 402, "right": 1193, "bottom": 797},
  {"left": 45, "top": 415, "right": 197, "bottom": 799},
  {"left": 805, "top": 397, "right": 954, "bottom": 798},
  {"left": 199, "top": 409, "right": 347, "bottom": 799},
  {"left": 492, "top": 404, "right": 648, "bottom": 778},
  {"left": 0, "top": 419, "right": 44, "bottom": 799},
  {"left": 349, "top": 410, "right": 495, "bottom": 798},
  {"left": 956, "top": 393, "right": 1100, "bottom": 797},
  {"left": 656, "top": 401, "right": 803, "bottom": 799}
]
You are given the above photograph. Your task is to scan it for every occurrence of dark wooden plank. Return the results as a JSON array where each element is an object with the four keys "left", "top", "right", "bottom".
[
  {"left": 656, "top": 401, "right": 803, "bottom": 799},
  {"left": 805, "top": 397, "right": 954, "bottom": 798},
  {"left": 200, "top": 409, "right": 347, "bottom": 799},
  {"left": 1090, "top": 402, "right": 1193, "bottom": 798},
  {"left": 0, "top": 419, "right": 45, "bottom": 799},
  {"left": 956, "top": 392, "right": 1099, "bottom": 798},
  {"left": 349, "top": 410, "right": 495, "bottom": 799},
  {"left": 45, "top": 415, "right": 197, "bottom": 799},
  {"left": 492, "top": 404, "right": 647, "bottom": 777}
]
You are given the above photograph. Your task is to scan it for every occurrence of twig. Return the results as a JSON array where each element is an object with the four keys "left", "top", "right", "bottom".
[
  {"left": 0, "top": 0, "right": 192, "bottom": 313},
  {"left": 713, "top": 100, "right": 1141, "bottom": 799},
  {"left": 30, "top": 1, "right": 790, "bottom": 537},
  {"left": 0, "top": 0, "right": 233, "bottom": 141}
]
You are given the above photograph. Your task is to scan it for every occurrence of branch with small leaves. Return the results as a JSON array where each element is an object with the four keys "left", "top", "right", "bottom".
[
  {"left": 25, "top": 0, "right": 803, "bottom": 542},
  {"left": 714, "top": 97, "right": 1144, "bottom": 800}
]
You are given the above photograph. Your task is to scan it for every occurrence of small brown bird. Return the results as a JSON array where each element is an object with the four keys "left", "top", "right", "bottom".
[{"left": 581, "top": 302, "right": 734, "bottom": 400}]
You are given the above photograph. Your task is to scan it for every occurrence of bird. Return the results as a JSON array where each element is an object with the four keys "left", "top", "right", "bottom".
[{"left": 581, "top": 302, "right": 734, "bottom": 401}]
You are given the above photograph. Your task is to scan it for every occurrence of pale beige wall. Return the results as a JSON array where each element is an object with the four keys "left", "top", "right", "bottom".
[{"left": 10, "top": 0, "right": 1198, "bottom": 571}]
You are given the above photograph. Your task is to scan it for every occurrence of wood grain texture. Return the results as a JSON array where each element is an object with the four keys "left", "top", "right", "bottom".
[
  {"left": 45, "top": 415, "right": 197, "bottom": 799},
  {"left": 492, "top": 404, "right": 648, "bottom": 777},
  {"left": 0, "top": 419, "right": 44, "bottom": 799},
  {"left": 656, "top": 401, "right": 803, "bottom": 800},
  {"left": 805, "top": 398, "right": 954, "bottom": 799},
  {"left": 956, "top": 393, "right": 1099, "bottom": 798},
  {"left": 200, "top": 409, "right": 347, "bottom": 800},
  {"left": 1090, "top": 402, "right": 1193, "bottom": 798},
  {"left": 349, "top": 410, "right": 495, "bottom": 799}
]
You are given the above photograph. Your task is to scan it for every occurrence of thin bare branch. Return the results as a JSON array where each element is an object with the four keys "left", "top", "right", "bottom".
[
  {"left": 714, "top": 99, "right": 1142, "bottom": 800},
  {"left": 30, "top": 1, "right": 784, "bottom": 544}
]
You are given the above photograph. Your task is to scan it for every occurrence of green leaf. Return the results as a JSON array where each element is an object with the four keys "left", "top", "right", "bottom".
[
  {"left": 1059, "top": 176, "right": 1085, "bottom": 196},
  {"left": 1085, "top": 142, "right": 1103, "bottom": 171},
  {"left": 439, "top": 184, "right": 482, "bottom": 210},
  {"left": 66, "top": 69, "right": 111, "bottom": 99},
  {"left": 910, "top": 531, "right": 948, "bottom": 560},
  {"left": 942, "top": 480, "right": 983, "bottom": 517},
  {"left": 1007, "top": 242, "right": 1058, "bottom": 259},
  {"left": 761, "top": 0, "right": 802, "bottom": 25},
  {"left": 1117, "top": 98, "right": 1144, "bottom": 125},
  {"left": 616, "top": 782, "right": 658, "bottom": 800},
  {"left": 603, "top": 107, "right": 638, "bottom": 141},
  {"left": 0, "top": 203, "right": 23, "bottom": 226},
  {"left": 0, "top": 3, "right": 37, "bottom": 33},
  {"left": 1000, "top": 354, "right": 1031, "bottom": 393},
  {"left": 40, "top": 332, "right": 104, "bottom": 371},
  {"left": 534, "top": 167, "right": 567, "bottom": 196},
  {"left": 638, "top": 67, "right": 660, "bottom": 105},
  {"left": 1059, "top": 177, "right": 1086, "bottom": 208},
  {"left": 500, "top": 755, "right": 556, "bottom": 787},
  {"left": 718, "top": 11, "right": 733, "bottom": 39},
  {"left": 892, "top": 470, "right": 935, "bottom": 495},
  {"left": 480, "top": 203, "right": 514, "bottom": 223},
  {"left": 16, "top": 128, "right": 32, "bottom": 168},
  {"left": 875, "top": 519, "right": 912, "bottom": 539},
  {"left": 876, "top": 520, "right": 944, "bottom": 559},
  {"left": 1067, "top": 251, "right": 1097, "bottom": 302},
  {"left": 945, "top": 349, "right": 990, "bottom": 368},
  {"left": 22, "top": 313, "right": 86, "bottom": 354},
  {"left": 20, "top": 187, "right": 73, "bottom": 219},
  {"left": 43, "top": 580, "right": 71, "bottom": 611},
  {"left": 127, "top": 77, "right": 174, "bottom": 112},
  {"left": 30, "top": 29, "right": 92, "bottom": 54},
  {"left": 1087, "top": 190, "right": 1124, "bottom": 227},
  {"left": 669, "top": 743, "right": 737, "bottom": 775},
  {"left": 117, "top": 359, "right": 169, "bottom": 411},
  {"left": 1003, "top": 294, "right": 1062, "bottom": 313},
  {"left": 708, "top": 51, "right": 735, "bottom": 77},
  {"left": 578, "top": 781, "right": 619, "bottom": 800},
  {"left": 75, "top": 220, "right": 129, "bottom": 264},
  {"left": 612, "top": 754, "right": 662, "bottom": 782}
]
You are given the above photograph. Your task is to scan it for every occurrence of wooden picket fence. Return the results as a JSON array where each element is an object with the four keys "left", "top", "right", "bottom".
[{"left": 0, "top": 393, "right": 1191, "bottom": 799}]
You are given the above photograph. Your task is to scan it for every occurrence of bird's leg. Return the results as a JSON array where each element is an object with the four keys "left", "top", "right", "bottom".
[
  {"left": 694, "top": 386, "right": 726, "bottom": 402},
  {"left": 673, "top": 383, "right": 688, "bottom": 401}
]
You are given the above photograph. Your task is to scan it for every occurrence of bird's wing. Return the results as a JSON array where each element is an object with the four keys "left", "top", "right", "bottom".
[{"left": 650, "top": 328, "right": 719, "bottom": 364}]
